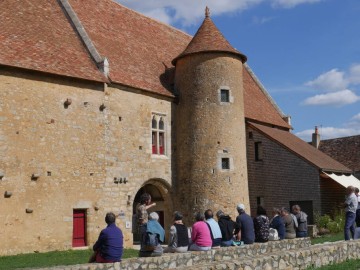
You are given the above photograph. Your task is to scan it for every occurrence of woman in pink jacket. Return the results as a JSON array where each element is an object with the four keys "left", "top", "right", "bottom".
[{"left": 189, "top": 212, "right": 212, "bottom": 251}]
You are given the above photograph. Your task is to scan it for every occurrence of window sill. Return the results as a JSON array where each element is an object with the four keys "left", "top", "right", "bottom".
[{"left": 151, "top": 154, "right": 169, "bottom": 160}]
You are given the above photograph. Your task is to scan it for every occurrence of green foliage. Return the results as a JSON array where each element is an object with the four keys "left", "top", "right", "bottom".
[
  {"left": 314, "top": 209, "right": 346, "bottom": 234},
  {"left": 315, "top": 213, "right": 331, "bottom": 229},
  {"left": 0, "top": 248, "right": 138, "bottom": 270}
]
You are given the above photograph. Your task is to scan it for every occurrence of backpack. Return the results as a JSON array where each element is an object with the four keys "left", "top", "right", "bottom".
[
  {"left": 143, "top": 232, "right": 159, "bottom": 251},
  {"left": 269, "top": 228, "right": 279, "bottom": 241}
]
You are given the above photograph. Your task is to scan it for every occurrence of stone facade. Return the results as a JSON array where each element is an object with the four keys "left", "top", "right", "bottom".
[
  {"left": 246, "top": 126, "right": 322, "bottom": 219},
  {"left": 0, "top": 67, "right": 173, "bottom": 255},
  {"left": 174, "top": 53, "right": 249, "bottom": 222}
]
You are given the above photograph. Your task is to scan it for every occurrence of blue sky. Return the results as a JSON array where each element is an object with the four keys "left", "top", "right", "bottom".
[{"left": 117, "top": 0, "right": 360, "bottom": 141}]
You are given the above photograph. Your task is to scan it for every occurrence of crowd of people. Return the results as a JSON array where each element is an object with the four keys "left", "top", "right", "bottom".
[
  {"left": 86, "top": 186, "right": 360, "bottom": 262},
  {"left": 136, "top": 193, "right": 309, "bottom": 257}
]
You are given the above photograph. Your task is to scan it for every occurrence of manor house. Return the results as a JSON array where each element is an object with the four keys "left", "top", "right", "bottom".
[{"left": 1, "top": 0, "right": 359, "bottom": 255}]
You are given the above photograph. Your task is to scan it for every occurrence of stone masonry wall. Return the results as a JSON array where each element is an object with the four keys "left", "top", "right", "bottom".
[
  {"left": 30, "top": 240, "right": 360, "bottom": 270},
  {"left": 0, "top": 69, "right": 106, "bottom": 255},
  {"left": 174, "top": 53, "right": 249, "bottom": 223},
  {"left": 0, "top": 68, "right": 173, "bottom": 255},
  {"left": 29, "top": 238, "right": 311, "bottom": 270},
  {"left": 246, "top": 126, "right": 321, "bottom": 218}
]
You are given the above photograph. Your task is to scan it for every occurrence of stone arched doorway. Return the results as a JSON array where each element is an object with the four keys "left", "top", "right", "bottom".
[{"left": 132, "top": 179, "right": 172, "bottom": 244}]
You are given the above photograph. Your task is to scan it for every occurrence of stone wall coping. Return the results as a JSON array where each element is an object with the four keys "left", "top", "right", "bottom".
[{"left": 28, "top": 238, "right": 311, "bottom": 270}]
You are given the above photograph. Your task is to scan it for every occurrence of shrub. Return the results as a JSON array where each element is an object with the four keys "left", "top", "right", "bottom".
[
  {"left": 314, "top": 209, "right": 346, "bottom": 235},
  {"left": 315, "top": 214, "right": 331, "bottom": 229}
]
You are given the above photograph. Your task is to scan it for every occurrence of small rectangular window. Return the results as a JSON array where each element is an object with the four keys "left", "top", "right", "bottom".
[
  {"left": 255, "top": 142, "right": 263, "bottom": 161},
  {"left": 221, "top": 158, "right": 230, "bottom": 170},
  {"left": 220, "top": 89, "right": 230, "bottom": 102},
  {"left": 257, "top": 197, "right": 264, "bottom": 206}
]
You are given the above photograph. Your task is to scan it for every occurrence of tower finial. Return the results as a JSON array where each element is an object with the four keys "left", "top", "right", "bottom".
[{"left": 205, "top": 6, "right": 210, "bottom": 18}]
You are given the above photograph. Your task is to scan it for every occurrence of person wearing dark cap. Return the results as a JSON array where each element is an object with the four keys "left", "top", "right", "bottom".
[
  {"left": 164, "top": 211, "right": 189, "bottom": 253},
  {"left": 89, "top": 212, "right": 123, "bottom": 263},
  {"left": 216, "top": 210, "right": 240, "bottom": 247}
]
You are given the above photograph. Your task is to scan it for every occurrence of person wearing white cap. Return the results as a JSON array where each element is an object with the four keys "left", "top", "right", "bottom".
[{"left": 236, "top": 203, "right": 255, "bottom": 244}]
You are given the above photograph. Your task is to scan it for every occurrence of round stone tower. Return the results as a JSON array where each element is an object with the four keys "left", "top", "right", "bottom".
[{"left": 172, "top": 7, "right": 250, "bottom": 222}]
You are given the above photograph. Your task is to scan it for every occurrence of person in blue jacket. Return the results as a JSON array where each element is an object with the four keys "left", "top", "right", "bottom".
[
  {"left": 90, "top": 212, "right": 124, "bottom": 263},
  {"left": 269, "top": 208, "right": 285, "bottom": 240}
]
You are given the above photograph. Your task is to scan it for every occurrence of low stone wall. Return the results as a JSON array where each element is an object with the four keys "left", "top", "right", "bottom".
[
  {"left": 29, "top": 238, "right": 310, "bottom": 270},
  {"left": 177, "top": 241, "right": 360, "bottom": 270}
]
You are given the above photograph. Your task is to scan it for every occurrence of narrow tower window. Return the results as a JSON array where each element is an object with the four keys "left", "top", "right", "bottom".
[
  {"left": 221, "top": 158, "right": 230, "bottom": 170},
  {"left": 220, "top": 89, "right": 230, "bottom": 102}
]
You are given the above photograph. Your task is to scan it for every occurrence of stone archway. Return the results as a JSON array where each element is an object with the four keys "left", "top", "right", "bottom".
[{"left": 132, "top": 179, "right": 172, "bottom": 244}]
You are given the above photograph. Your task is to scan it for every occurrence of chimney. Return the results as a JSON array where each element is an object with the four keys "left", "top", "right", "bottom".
[{"left": 312, "top": 126, "right": 320, "bottom": 148}]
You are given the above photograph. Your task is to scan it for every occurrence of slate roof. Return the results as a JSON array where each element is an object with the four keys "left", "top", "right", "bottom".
[
  {"left": 172, "top": 11, "right": 247, "bottom": 65},
  {"left": 0, "top": 0, "right": 290, "bottom": 129},
  {"left": 319, "top": 135, "right": 360, "bottom": 172},
  {"left": 249, "top": 123, "right": 352, "bottom": 173},
  {"left": 0, "top": 0, "right": 106, "bottom": 82}
]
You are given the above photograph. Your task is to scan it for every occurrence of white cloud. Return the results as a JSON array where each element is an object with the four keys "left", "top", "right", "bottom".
[
  {"left": 272, "top": 0, "right": 322, "bottom": 9},
  {"left": 348, "top": 64, "right": 360, "bottom": 84},
  {"left": 116, "top": 0, "right": 321, "bottom": 26},
  {"left": 296, "top": 126, "right": 360, "bottom": 141},
  {"left": 305, "top": 69, "right": 348, "bottom": 92},
  {"left": 352, "top": 113, "right": 360, "bottom": 121},
  {"left": 116, "top": 0, "right": 261, "bottom": 26},
  {"left": 252, "top": 16, "right": 274, "bottom": 25},
  {"left": 295, "top": 112, "right": 360, "bottom": 141},
  {"left": 302, "top": 89, "right": 360, "bottom": 107}
]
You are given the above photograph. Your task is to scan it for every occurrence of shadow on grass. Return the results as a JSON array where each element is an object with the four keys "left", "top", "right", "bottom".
[{"left": 0, "top": 249, "right": 138, "bottom": 270}]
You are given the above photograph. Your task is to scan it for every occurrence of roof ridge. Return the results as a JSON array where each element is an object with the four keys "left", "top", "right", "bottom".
[
  {"left": 58, "top": 0, "right": 109, "bottom": 78},
  {"left": 320, "top": 134, "right": 360, "bottom": 141},
  {"left": 108, "top": 0, "right": 192, "bottom": 39},
  {"left": 244, "top": 64, "right": 287, "bottom": 121}
]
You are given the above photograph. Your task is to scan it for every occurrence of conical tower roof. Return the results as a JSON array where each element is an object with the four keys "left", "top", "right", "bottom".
[{"left": 172, "top": 7, "right": 247, "bottom": 65}]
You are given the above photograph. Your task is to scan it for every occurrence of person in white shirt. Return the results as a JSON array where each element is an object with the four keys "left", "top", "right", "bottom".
[
  {"left": 343, "top": 186, "right": 358, "bottom": 240},
  {"left": 355, "top": 188, "right": 360, "bottom": 227}
]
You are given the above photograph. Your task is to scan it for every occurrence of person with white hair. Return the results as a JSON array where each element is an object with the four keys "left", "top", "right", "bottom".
[
  {"left": 139, "top": 212, "right": 165, "bottom": 257},
  {"left": 235, "top": 204, "right": 255, "bottom": 244},
  {"left": 343, "top": 185, "right": 358, "bottom": 241}
]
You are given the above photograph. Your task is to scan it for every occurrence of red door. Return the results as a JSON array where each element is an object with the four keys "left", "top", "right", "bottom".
[{"left": 72, "top": 209, "right": 86, "bottom": 247}]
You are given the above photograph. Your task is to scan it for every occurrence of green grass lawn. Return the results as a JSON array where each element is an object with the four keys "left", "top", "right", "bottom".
[
  {"left": 311, "top": 232, "right": 344, "bottom": 245},
  {"left": 0, "top": 248, "right": 138, "bottom": 270},
  {"left": 307, "top": 259, "right": 360, "bottom": 270}
]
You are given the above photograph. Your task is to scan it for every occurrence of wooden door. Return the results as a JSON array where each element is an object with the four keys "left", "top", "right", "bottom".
[{"left": 72, "top": 209, "right": 86, "bottom": 247}]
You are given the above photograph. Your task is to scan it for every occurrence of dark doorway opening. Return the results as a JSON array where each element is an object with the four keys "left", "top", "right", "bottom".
[
  {"left": 132, "top": 184, "right": 167, "bottom": 244},
  {"left": 289, "top": 200, "right": 314, "bottom": 224}
]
